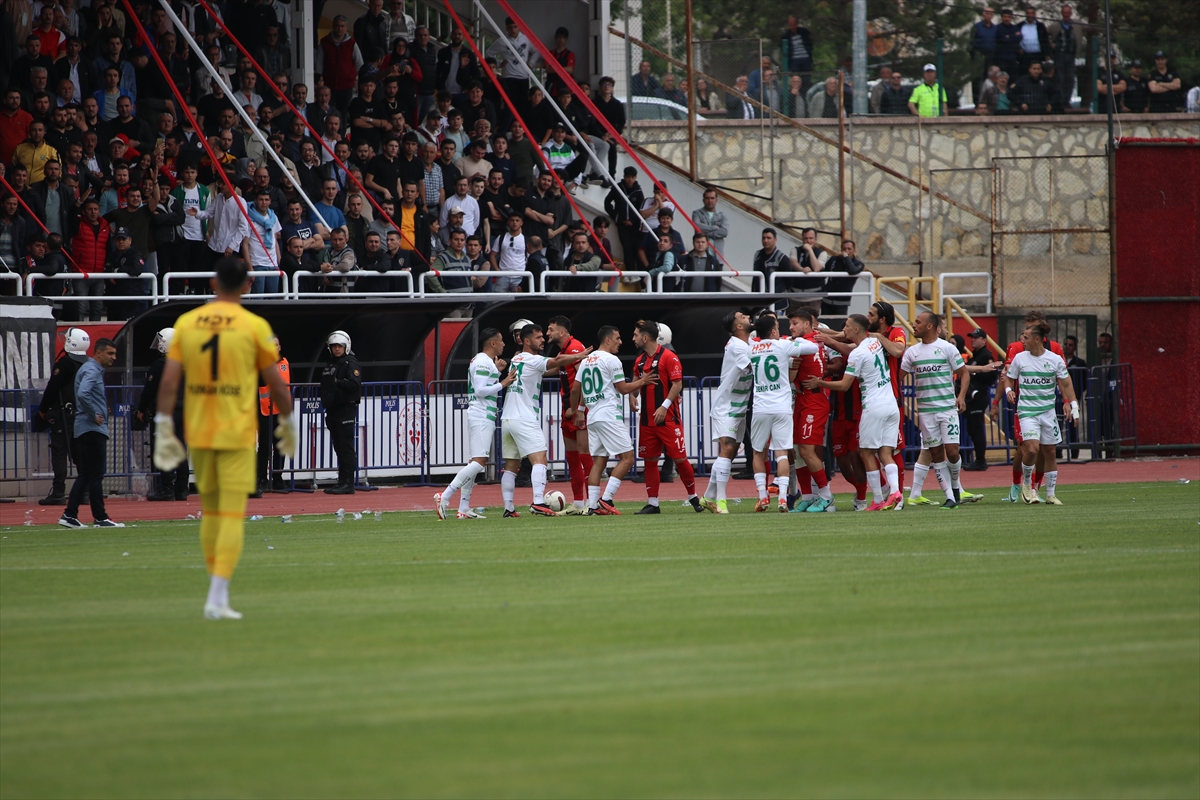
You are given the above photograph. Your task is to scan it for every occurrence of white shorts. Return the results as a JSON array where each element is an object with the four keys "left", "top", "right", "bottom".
[
  {"left": 918, "top": 410, "right": 960, "bottom": 449},
  {"left": 467, "top": 419, "right": 495, "bottom": 460},
  {"left": 709, "top": 413, "right": 747, "bottom": 443},
  {"left": 750, "top": 413, "right": 793, "bottom": 452},
  {"left": 501, "top": 419, "right": 547, "bottom": 459},
  {"left": 859, "top": 406, "right": 901, "bottom": 450},
  {"left": 588, "top": 419, "right": 634, "bottom": 459},
  {"left": 1018, "top": 410, "right": 1061, "bottom": 445}
]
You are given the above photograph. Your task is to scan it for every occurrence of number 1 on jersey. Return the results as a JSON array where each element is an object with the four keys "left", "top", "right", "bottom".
[{"left": 200, "top": 333, "right": 219, "bottom": 381}]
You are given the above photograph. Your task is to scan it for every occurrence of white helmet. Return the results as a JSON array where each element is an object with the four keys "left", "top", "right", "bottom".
[
  {"left": 327, "top": 330, "right": 352, "bottom": 352},
  {"left": 656, "top": 322, "right": 673, "bottom": 347},
  {"left": 63, "top": 327, "right": 90, "bottom": 355},
  {"left": 151, "top": 327, "right": 175, "bottom": 354},
  {"left": 509, "top": 318, "right": 533, "bottom": 335}
]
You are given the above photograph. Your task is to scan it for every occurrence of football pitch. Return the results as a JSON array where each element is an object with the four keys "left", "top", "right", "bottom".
[{"left": 2, "top": 481, "right": 1197, "bottom": 798}]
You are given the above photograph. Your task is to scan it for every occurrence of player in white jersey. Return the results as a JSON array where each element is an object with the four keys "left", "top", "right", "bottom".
[
  {"left": 435, "top": 328, "right": 516, "bottom": 520},
  {"left": 804, "top": 314, "right": 901, "bottom": 510},
  {"left": 500, "top": 322, "right": 591, "bottom": 517},
  {"left": 898, "top": 312, "right": 970, "bottom": 509},
  {"left": 747, "top": 314, "right": 819, "bottom": 512},
  {"left": 569, "top": 325, "right": 657, "bottom": 515},
  {"left": 699, "top": 311, "right": 753, "bottom": 514},
  {"left": 1003, "top": 321, "right": 1079, "bottom": 505}
]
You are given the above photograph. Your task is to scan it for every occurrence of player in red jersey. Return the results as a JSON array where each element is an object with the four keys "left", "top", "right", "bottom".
[
  {"left": 785, "top": 307, "right": 835, "bottom": 512},
  {"left": 631, "top": 319, "right": 702, "bottom": 514},
  {"left": 547, "top": 316, "right": 593, "bottom": 514},
  {"left": 992, "top": 311, "right": 1065, "bottom": 500},
  {"left": 826, "top": 354, "right": 870, "bottom": 510}
]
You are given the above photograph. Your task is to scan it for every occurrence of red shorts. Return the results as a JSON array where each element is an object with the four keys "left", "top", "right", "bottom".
[
  {"left": 1010, "top": 411, "right": 1023, "bottom": 445},
  {"left": 562, "top": 411, "right": 586, "bottom": 436},
  {"left": 793, "top": 402, "right": 830, "bottom": 447},
  {"left": 638, "top": 424, "right": 687, "bottom": 460},
  {"left": 831, "top": 420, "right": 860, "bottom": 456},
  {"left": 896, "top": 407, "right": 906, "bottom": 451}
]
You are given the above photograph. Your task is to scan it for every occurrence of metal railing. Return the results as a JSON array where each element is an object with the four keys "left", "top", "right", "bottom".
[
  {"left": 539, "top": 270, "right": 651, "bottom": 293},
  {"left": 420, "top": 270, "right": 535, "bottom": 295},
  {"left": 768, "top": 271, "right": 875, "bottom": 300},
  {"left": 938, "top": 272, "right": 993, "bottom": 314},
  {"left": 654, "top": 270, "right": 764, "bottom": 293},
  {"left": 25, "top": 272, "right": 159, "bottom": 305},
  {"left": 1, "top": 272, "right": 23, "bottom": 294},
  {"left": 164, "top": 271, "right": 289, "bottom": 298},
  {"left": 291, "top": 269, "right": 415, "bottom": 298}
]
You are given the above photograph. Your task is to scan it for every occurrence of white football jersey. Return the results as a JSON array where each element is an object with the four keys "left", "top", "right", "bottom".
[
  {"left": 845, "top": 337, "right": 898, "bottom": 413},
  {"left": 1007, "top": 349, "right": 1067, "bottom": 419},
  {"left": 708, "top": 336, "right": 753, "bottom": 420},
  {"left": 467, "top": 352, "right": 503, "bottom": 423},
  {"left": 748, "top": 337, "right": 818, "bottom": 415},
  {"left": 578, "top": 350, "right": 627, "bottom": 424},
  {"left": 501, "top": 351, "right": 549, "bottom": 423},
  {"left": 900, "top": 339, "right": 964, "bottom": 415}
]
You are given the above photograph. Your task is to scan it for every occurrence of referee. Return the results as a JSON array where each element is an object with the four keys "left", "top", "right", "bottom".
[{"left": 320, "top": 331, "right": 362, "bottom": 495}]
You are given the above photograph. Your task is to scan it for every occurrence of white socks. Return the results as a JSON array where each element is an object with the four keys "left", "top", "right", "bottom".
[
  {"left": 443, "top": 461, "right": 484, "bottom": 508},
  {"left": 207, "top": 575, "right": 229, "bottom": 608},
  {"left": 709, "top": 457, "right": 731, "bottom": 501},
  {"left": 883, "top": 463, "right": 899, "bottom": 497},
  {"left": 1044, "top": 470, "right": 1058, "bottom": 497},
  {"left": 532, "top": 463, "right": 547, "bottom": 504},
  {"left": 948, "top": 458, "right": 962, "bottom": 491},
  {"left": 754, "top": 472, "right": 767, "bottom": 499},
  {"left": 588, "top": 484, "right": 601, "bottom": 509},
  {"left": 501, "top": 470, "right": 516, "bottom": 511},
  {"left": 866, "top": 470, "right": 884, "bottom": 502},
  {"left": 773, "top": 475, "right": 789, "bottom": 499},
  {"left": 647, "top": 497, "right": 659, "bottom": 507},
  {"left": 910, "top": 462, "right": 930, "bottom": 498},
  {"left": 1021, "top": 463, "right": 1034, "bottom": 486},
  {"left": 932, "top": 461, "right": 954, "bottom": 500},
  {"left": 603, "top": 475, "right": 621, "bottom": 502}
]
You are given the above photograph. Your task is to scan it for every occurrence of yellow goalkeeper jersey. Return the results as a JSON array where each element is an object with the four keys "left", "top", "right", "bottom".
[{"left": 167, "top": 300, "right": 278, "bottom": 450}]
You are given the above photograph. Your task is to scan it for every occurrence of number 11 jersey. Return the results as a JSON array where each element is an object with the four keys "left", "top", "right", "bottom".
[{"left": 167, "top": 300, "right": 279, "bottom": 450}]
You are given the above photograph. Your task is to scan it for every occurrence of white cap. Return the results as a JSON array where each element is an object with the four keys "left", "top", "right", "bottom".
[
  {"left": 923, "top": 63, "right": 937, "bottom": 72},
  {"left": 449, "top": 205, "right": 465, "bottom": 215}
]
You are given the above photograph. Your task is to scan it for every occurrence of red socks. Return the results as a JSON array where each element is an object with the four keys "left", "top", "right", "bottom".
[
  {"left": 812, "top": 468, "right": 829, "bottom": 489},
  {"left": 893, "top": 451, "right": 905, "bottom": 492},
  {"left": 854, "top": 479, "right": 868, "bottom": 501},
  {"left": 676, "top": 459, "right": 696, "bottom": 495},
  {"left": 1012, "top": 462, "right": 1023, "bottom": 486},
  {"left": 566, "top": 450, "right": 587, "bottom": 502},
  {"left": 1033, "top": 470, "right": 1044, "bottom": 490},
  {"left": 644, "top": 459, "right": 660, "bottom": 499}
]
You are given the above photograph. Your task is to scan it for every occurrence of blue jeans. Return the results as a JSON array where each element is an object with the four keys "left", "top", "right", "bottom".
[{"left": 252, "top": 265, "right": 280, "bottom": 294}]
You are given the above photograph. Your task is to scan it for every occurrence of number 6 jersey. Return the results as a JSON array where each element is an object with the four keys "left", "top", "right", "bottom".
[{"left": 167, "top": 300, "right": 279, "bottom": 450}]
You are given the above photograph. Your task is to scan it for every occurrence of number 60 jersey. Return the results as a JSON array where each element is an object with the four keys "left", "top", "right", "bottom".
[{"left": 167, "top": 300, "right": 279, "bottom": 450}]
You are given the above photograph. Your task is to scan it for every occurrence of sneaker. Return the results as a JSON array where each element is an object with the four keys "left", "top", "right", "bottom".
[
  {"left": 777, "top": 499, "right": 788, "bottom": 513},
  {"left": 1045, "top": 495, "right": 1063, "bottom": 505},
  {"left": 864, "top": 500, "right": 886, "bottom": 512},
  {"left": 38, "top": 493, "right": 67, "bottom": 506},
  {"left": 853, "top": 499, "right": 869, "bottom": 511},
  {"left": 1004, "top": 485, "right": 1021, "bottom": 503},
  {"left": 908, "top": 495, "right": 934, "bottom": 506},
  {"left": 792, "top": 498, "right": 814, "bottom": 513},
  {"left": 93, "top": 519, "right": 125, "bottom": 528},
  {"left": 689, "top": 496, "right": 703, "bottom": 513},
  {"left": 529, "top": 503, "right": 556, "bottom": 517},
  {"left": 58, "top": 514, "right": 84, "bottom": 529},
  {"left": 881, "top": 492, "right": 903, "bottom": 510},
  {"left": 585, "top": 507, "right": 601, "bottom": 516},
  {"left": 767, "top": 484, "right": 779, "bottom": 496},
  {"left": 203, "top": 604, "right": 243, "bottom": 620},
  {"left": 806, "top": 496, "right": 831, "bottom": 513},
  {"left": 893, "top": 496, "right": 905, "bottom": 511},
  {"left": 699, "top": 497, "right": 720, "bottom": 513},
  {"left": 635, "top": 504, "right": 661, "bottom": 515},
  {"left": 754, "top": 497, "right": 770, "bottom": 513},
  {"left": 1021, "top": 485, "right": 1038, "bottom": 505},
  {"left": 597, "top": 498, "right": 621, "bottom": 516},
  {"left": 457, "top": 509, "right": 486, "bottom": 519},
  {"left": 940, "top": 499, "right": 959, "bottom": 510},
  {"left": 503, "top": 509, "right": 522, "bottom": 518},
  {"left": 558, "top": 505, "right": 586, "bottom": 516},
  {"left": 960, "top": 490, "right": 983, "bottom": 503},
  {"left": 715, "top": 499, "right": 729, "bottom": 515},
  {"left": 433, "top": 493, "right": 446, "bottom": 520}
]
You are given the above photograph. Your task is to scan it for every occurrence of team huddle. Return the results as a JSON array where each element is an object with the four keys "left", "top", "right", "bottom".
[{"left": 435, "top": 300, "right": 1080, "bottom": 518}]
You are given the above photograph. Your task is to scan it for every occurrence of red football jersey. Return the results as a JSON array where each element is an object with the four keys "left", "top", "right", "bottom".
[
  {"left": 881, "top": 325, "right": 907, "bottom": 399},
  {"left": 792, "top": 332, "right": 830, "bottom": 403},
  {"left": 634, "top": 346, "right": 683, "bottom": 426},
  {"left": 558, "top": 336, "right": 586, "bottom": 401}
]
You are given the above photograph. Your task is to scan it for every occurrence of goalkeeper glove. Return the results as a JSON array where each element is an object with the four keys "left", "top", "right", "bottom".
[
  {"left": 1069, "top": 400, "right": 1080, "bottom": 421},
  {"left": 153, "top": 413, "right": 186, "bottom": 471},
  {"left": 275, "top": 413, "right": 298, "bottom": 458}
]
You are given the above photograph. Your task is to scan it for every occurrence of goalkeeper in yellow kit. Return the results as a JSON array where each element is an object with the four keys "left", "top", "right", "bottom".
[{"left": 154, "top": 257, "right": 298, "bottom": 620}]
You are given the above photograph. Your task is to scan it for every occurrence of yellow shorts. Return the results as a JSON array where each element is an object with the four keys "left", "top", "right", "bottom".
[{"left": 190, "top": 448, "right": 256, "bottom": 495}]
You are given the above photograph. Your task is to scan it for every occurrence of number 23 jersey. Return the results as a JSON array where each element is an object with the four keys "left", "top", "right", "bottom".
[{"left": 167, "top": 300, "right": 279, "bottom": 450}]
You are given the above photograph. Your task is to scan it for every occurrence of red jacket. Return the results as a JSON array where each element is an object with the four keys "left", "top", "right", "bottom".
[
  {"left": 320, "top": 34, "right": 359, "bottom": 92},
  {"left": 71, "top": 219, "right": 111, "bottom": 277}
]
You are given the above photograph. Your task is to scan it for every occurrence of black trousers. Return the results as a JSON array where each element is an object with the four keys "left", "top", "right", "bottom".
[
  {"left": 258, "top": 413, "right": 286, "bottom": 486},
  {"left": 616, "top": 223, "right": 643, "bottom": 270},
  {"left": 965, "top": 391, "right": 990, "bottom": 465},
  {"left": 66, "top": 431, "right": 109, "bottom": 522},
  {"left": 48, "top": 421, "right": 80, "bottom": 495},
  {"left": 326, "top": 405, "right": 358, "bottom": 486},
  {"left": 151, "top": 417, "right": 189, "bottom": 498}
]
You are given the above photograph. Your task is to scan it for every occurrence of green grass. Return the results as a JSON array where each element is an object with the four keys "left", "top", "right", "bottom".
[{"left": 2, "top": 482, "right": 1198, "bottom": 799}]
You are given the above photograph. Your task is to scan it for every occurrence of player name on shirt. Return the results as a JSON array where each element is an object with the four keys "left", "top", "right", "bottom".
[
  {"left": 845, "top": 337, "right": 896, "bottom": 412},
  {"left": 579, "top": 351, "right": 625, "bottom": 423},
  {"left": 750, "top": 338, "right": 817, "bottom": 415}
]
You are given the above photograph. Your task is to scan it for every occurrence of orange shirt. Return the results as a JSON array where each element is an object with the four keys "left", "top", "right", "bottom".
[{"left": 259, "top": 357, "right": 290, "bottom": 416}]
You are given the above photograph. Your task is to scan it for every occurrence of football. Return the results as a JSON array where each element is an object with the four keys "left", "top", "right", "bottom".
[{"left": 545, "top": 491, "right": 567, "bottom": 512}]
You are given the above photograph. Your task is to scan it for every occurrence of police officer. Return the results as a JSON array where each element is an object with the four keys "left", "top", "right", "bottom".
[
  {"left": 963, "top": 328, "right": 1000, "bottom": 471},
  {"left": 35, "top": 327, "right": 89, "bottom": 505},
  {"left": 105, "top": 226, "right": 148, "bottom": 322},
  {"left": 136, "top": 328, "right": 189, "bottom": 501},
  {"left": 319, "top": 330, "right": 362, "bottom": 495}
]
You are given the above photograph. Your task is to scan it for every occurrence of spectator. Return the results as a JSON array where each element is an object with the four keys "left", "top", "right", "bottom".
[
  {"left": 1047, "top": 5, "right": 1083, "bottom": 107},
  {"left": 691, "top": 188, "right": 728, "bottom": 260},
  {"left": 592, "top": 77, "right": 625, "bottom": 177},
  {"left": 355, "top": 0, "right": 391, "bottom": 59},
  {"left": 822, "top": 239, "right": 865, "bottom": 315},
  {"left": 658, "top": 74, "right": 687, "bottom": 106},
  {"left": 352, "top": 230, "right": 396, "bottom": 293},
  {"left": 24, "top": 233, "right": 67, "bottom": 311},
  {"left": 908, "top": 65, "right": 948, "bottom": 117},
  {"left": 541, "top": 124, "right": 582, "bottom": 192},
  {"left": 1147, "top": 51, "right": 1183, "bottom": 113},
  {"left": 679, "top": 232, "right": 720, "bottom": 292},
  {"left": 108, "top": 97, "right": 154, "bottom": 154},
  {"left": 442, "top": 109, "right": 470, "bottom": 152},
  {"left": 524, "top": 87, "right": 558, "bottom": 145},
  {"left": 409, "top": 27, "right": 439, "bottom": 122},
  {"left": 14, "top": 121, "right": 60, "bottom": 184},
  {"left": 246, "top": 189, "right": 283, "bottom": 294},
  {"left": 11, "top": 36, "right": 54, "bottom": 96},
  {"left": 54, "top": 37, "right": 95, "bottom": 105},
  {"left": 461, "top": 82, "right": 498, "bottom": 132},
  {"left": 869, "top": 67, "right": 893, "bottom": 114},
  {"left": 92, "top": 34, "right": 137, "bottom": 104},
  {"left": 0, "top": 195, "right": 28, "bottom": 281},
  {"left": 1187, "top": 84, "right": 1200, "bottom": 114},
  {"left": 793, "top": 227, "right": 829, "bottom": 293},
  {"left": 437, "top": 27, "right": 479, "bottom": 96},
  {"left": 418, "top": 141, "right": 445, "bottom": 213},
  {"left": 1096, "top": 50, "right": 1126, "bottom": 114},
  {"left": 93, "top": 67, "right": 131, "bottom": 123},
  {"left": 314, "top": 179, "right": 349, "bottom": 236},
  {"left": 455, "top": 139, "right": 493, "bottom": 181},
  {"left": 490, "top": 211, "right": 526, "bottom": 291},
  {"left": 646, "top": 232, "right": 679, "bottom": 290},
  {"left": 428, "top": 226, "right": 473, "bottom": 293},
  {"left": 1, "top": 90, "right": 34, "bottom": 165},
  {"left": 487, "top": 17, "right": 539, "bottom": 121},
  {"left": 546, "top": 27, "right": 577, "bottom": 100},
  {"left": 695, "top": 78, "right": 714, "bottom": 112},
  {"left": 440, "top": 175, "right": 480, "bottom": 234},
  {"left": 1040, "top": 61, "right": 1066, "bottom": 113},
  {"left": 811, "top": 76, "right": 850, "bottom": 119},
  {"left": 605, "top": 167, "right": 645, "bottom": 266},
  {"left": 752, "top": 227, "right": 793, "bottom": 291},
  {"left": 977, "top": 71, "right": 1012, "bottom": 114},
  {"left": 1016, "top": 6, "right": 1050, "bottom": 78},
  {"left": 232, "top": 70, "right": 264, "bottom": 117},
  {"left": 995, "top": 9, "right": 1021, "bottom": 80},
  {"left": 505, "top": 119, "right": 541, "bottom": 184},
  {"left": 875, "top": 72, "right": 906, "bottom": 115},
  {"left": 319, "top": 227, "right": 357, "bottom": 293},
  {"left": 631, "top": 60, "right": 664, "bottom": 99},
  {"left": 972, "top": 7, "right": 999, "bottom": 79},
  {"left": 781, "top": 16, "right": 815, "bottom": 94},
  {"left": 32, "top": 6, "right": 65, "bottom": 59},
  {"left": 1012, "top": 60, "right": 1053, "bottom": 114},
  {"left": 257, "top": 27, "right": 292, "bottom": 84},
  {"left": 317, "top": 16, "right": 364, "bottom": 113},
  {"left": 26, "top": 158, "right": 72, "bottom": 237},
  {"left": 344, "top": 193, "right": 372, "bottom": 259},
  {"left": 639, "top": 208, "right": 684, "bottom": 271},
  {"left": 1121, "top": 60, "right": 1149, "bottom": 113},
  {"left": 746, "top": 56, "right": 773, "bottom": 100},
  {"left": 384, "top": 0, "right": 417, "bottom": 49}
]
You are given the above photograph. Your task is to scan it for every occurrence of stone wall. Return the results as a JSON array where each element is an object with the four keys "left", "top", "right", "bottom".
[{"left": 633, "top": 114, "right": 1199, "bottom": 315}]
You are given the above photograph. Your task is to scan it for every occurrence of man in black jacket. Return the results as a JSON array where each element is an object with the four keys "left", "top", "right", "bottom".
[
  {"left": 1011, "top": 60, "right": 1052, "bottom": 114},
  {"left": 26, "top": 160, "right": 73, "bottom": 238},
  {"left": 821, "top": 239, "right": 864, "bottom": 316},
  {"left": 436, "top": 27, "right": 480, "bottom": 96},
  {"left": 35, "top": 327, "right": 89, "bottom": 505},
  {"left": 319, "top": 331, "right": 363, "bottom": 494},
  {"left": 592, "top": 77, "right": 626, "bottom": 177},
  {"left": 604, "top": 167, "right": 646, "bottom": 269},
  {"left": 963, "top": 328, "right": 1000, "bottom": 469}
]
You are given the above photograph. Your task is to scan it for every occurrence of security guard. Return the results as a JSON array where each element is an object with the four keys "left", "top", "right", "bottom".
[
  {"left": 35, "top": 327, "right": 89, "bottom": 505},
  {"left": 136, "top": 328, "right": 189, "bottom": 500},
  {"left": 257, "top": 336, "right": 290, "bottom": 494},
  {"left": 963, "top": 328, "right": 1000, "bottom": 471},
  {"left": 319, "top": 330, "right": 362, "bottom": 495}
]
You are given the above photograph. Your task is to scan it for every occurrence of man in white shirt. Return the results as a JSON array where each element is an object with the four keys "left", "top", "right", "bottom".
[
  {"left": 487, "top": 16, "right": 540, "bottom": 117},
  {"left": 489, "top": 211, "right": 526, "bottom": 292},
  {"left": 197, "top": 182, "right": 250, "bottom": 263},
  {"left": 232, "top": 70, "right": 264, "bottom": 115},
  {"left": 440, "top": 175, "right": 479, "bottom": 235},
  {"left": 246, "top": 189, "right": 282, "bottom": 294}
]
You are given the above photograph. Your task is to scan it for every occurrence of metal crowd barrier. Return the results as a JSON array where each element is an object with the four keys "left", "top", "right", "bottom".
[
  {"left": 538, "top": 270, "right": 651, "bottom": 293},
  {"left": 164, "top": 271, "right": 289, "bottom": 298},
  {"left": 25, "top": 273, "right": 159, "bottom": 306},
  {"left": 291, "top": 270, "right": 415, "bottom": 298},
  {"left": 655, "top": 271, "right": 765, "bottom": 294},
  {"left": 937, "top": 272, "right": 993, "bottom": 314},
  {"left": 0, "top": 272, "right": 23, "bottom": 295},
  {"left": 420, "top": 270, "right": 535, "bottom": 295},
  {"left": 768, "top": 271, "right": 876, "bottom": 302}
]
